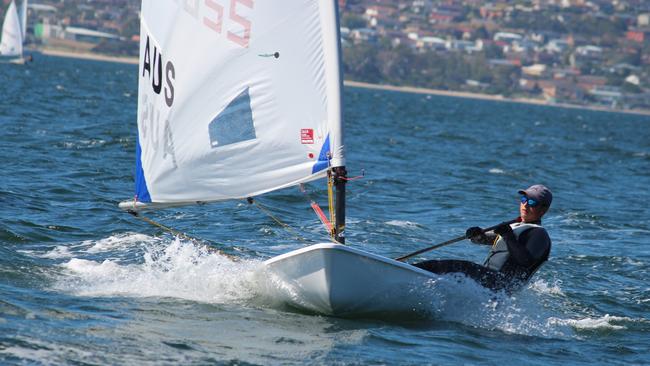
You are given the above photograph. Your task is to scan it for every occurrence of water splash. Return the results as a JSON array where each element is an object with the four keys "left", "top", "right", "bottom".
[
  {"left": 528, "top": 279, "right": 565, "bottom": 296},
  {"left": 26, "top": 233, "right": 153, "bottom": 259},
  {"left": 418, "top": 275, "right": 570, "bottom": 337},
  {"left": 548, "top": 315, "right": 634, "bottom": 331},
  {"left": 385, "top": 220, "right": 421, "bottom": 228},
  {"left": 55, "top": 236, "right": 262, "bottom": 304}
]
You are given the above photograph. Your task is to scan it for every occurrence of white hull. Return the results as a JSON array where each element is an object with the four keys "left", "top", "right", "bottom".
[
  {"left": 0, "top": 55, "right": 23, "bottom": 64},
  {"left": 263, "top": 243, "right": 438, "bottom": 316}
]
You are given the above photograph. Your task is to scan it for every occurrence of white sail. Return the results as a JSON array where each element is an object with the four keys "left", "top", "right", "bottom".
[
  {"left": 123, "top": 0, "right": 344, "bottom": 209},
  {"left": 18, "top": 0, "right": 27, "bottom": 40},
  {"left": 0, "top": 0, "right": 23, "bottom": 57}
]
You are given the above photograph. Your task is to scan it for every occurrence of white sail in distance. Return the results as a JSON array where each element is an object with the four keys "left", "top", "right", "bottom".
[
  {"left": 122, "top": 0, "right": 344, "bottom": 210},
  {"left": 0, "top": 0, "right": 23, "bottom": 57}
]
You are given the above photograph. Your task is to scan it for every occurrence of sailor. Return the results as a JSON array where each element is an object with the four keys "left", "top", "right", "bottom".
[{"left": 413, "top": 184, "right": 553, "bottom": 292}]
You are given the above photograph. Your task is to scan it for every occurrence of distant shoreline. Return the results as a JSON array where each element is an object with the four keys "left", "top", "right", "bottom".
[
  {"left": 344, "top": 80, "right": 650, "bottom": 117},
  {"left": 36, "top": 48, "right": 139, "bottom": 65},
  {"left": 34, "top": 48, "right": 650, "bottom": 116}
]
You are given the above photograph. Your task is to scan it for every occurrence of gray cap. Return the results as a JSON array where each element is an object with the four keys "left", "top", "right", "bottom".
[{"left": 518, "top": 184, "right": 553, "bottom": 207}]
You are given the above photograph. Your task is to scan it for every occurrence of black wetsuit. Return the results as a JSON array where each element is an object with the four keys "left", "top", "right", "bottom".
[{"left": 413, "top": 221, "right": 551, "bottom": 292}]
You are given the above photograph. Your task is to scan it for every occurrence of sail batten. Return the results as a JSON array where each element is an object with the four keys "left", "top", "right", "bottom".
[{"left": 125, "top": 0, "right": 344, "bottom": 210}]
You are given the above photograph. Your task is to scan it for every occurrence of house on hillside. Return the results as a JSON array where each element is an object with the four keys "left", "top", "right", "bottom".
[
  {"left": 589, "top": 86, "right": 623, "bottom": 107},
  {"left": 479, "top": 3, "right": 507, "bottom": 19},
  {"left": 417, "top": 36, "right": 447, "bottom": 51},
  {"left": 349, "top": 28, "right": 377, "bottom": 44},
  {"left": 546, "top": 39, "right": 572, "bottom": 53},
  {"left": 364, "top": 4, "right": 399, "bottom": 30},
  {"left": 576, "top": 75, "right": 608, "bottom": 92},
  {"left": 493, "top": 32, "right": 522, "bottom": 43},
  {"left": 552, "top": 67, "right": 581, "bottom": 80},
  {"left": 63, "top": 26, "right": 121, "bottom": 43},
  {"left": 626, "top": 28, "right": 650, "bottom": 43},
  {"left": 522, "top": 64, "right": 548, "bottom": 78},
  {"left": 537, "top": 80, "right": 584, "bottom": 104},
  {"left": 575, "top": 45, "right": 603, "bottom": 60},
  {"left": 411, "top": 0, "right": 433, "bottom": 14}
]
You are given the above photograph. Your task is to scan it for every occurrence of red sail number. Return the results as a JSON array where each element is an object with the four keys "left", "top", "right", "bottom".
[{"left": 200, "top": 0, "right": 254, "bottom": 48}]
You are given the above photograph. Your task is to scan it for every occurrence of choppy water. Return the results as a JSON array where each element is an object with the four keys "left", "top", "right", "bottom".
[{"left": 1, "top": 55, "right": 649, "bottom": 365}]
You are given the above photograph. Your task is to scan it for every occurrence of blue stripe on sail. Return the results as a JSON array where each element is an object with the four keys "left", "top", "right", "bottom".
[
  {"left": 311, "top": 134, "right": 330, "bottom": 174},
  {"left": 135, "top": 135, "right": 152, "bottom": 203}
]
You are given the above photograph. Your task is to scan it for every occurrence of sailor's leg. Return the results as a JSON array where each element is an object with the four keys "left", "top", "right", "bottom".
[
  {"left": 458, "top": 264, "right": 507, "bottom": 291},
  {"left": 412, "top": 259, "right": 479, "bottom": 274},
  {"left": 413, "top": 260, "right": 507, "bottom": 291}
]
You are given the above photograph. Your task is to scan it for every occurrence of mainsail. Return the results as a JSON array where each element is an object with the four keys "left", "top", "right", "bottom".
[
  {"left": 0, "top": 0, "right": 23, "bottom": 57},
  {"left": 121, "top": 0, "right": 344, "bottom": 210}
]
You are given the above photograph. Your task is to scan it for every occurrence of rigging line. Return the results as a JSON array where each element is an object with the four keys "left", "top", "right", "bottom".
[
  {"left": 246, "top": 197, "right": 313, "bottom": 244},
  {"left": 126, "top": 210, "right": 239, "bottom": 261},
  {"left": 299, "top": 184, "right": 334, "bottom": 234},
  {"left": 340, "top": 169, "right": 365, "bottom": 182},
  {"left": 297, "top": 185, "right": 356, "bottom": 246}
]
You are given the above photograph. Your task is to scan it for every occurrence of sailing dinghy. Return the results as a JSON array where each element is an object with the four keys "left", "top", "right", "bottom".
[
  {"left": 120, "top": 0, "right": 438, "bottom": 316},
  {"left": 0, "top": 0, "right": 25, "bottom": 64}
]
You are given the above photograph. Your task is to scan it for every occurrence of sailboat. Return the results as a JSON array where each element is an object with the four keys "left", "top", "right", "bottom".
[
  {"left": 120, "top": 0, "right": 438, "bottom": 316},
  {"left": 0, "top": 0, "right": 25, "bottom": 64}
]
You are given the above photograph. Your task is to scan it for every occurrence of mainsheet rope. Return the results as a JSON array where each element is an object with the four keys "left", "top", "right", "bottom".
[
  {"left": 248, "top": 183, "right": 343, "bottom": 244},
  {"left": 245, "top": 197, "right": 314, "bottom": 244}
]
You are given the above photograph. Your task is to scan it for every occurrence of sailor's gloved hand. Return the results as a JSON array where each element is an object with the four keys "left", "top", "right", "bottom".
[
  {"left": 465, "top": 226, "right": 486, "bottom": 244},
  {"left": 493, "top": 222, "right": 514, "bottom": 237},
  {"left": 465, "top": 226, "right": 483, "bottom": 239}
]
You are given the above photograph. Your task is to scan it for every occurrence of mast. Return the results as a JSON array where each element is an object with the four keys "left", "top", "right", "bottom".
[
  {"left": 324, "top": 0, "right": 346, "bottom": 245},
  {"left": 333, "top": 166, "right": 347, "bottom": 244}
]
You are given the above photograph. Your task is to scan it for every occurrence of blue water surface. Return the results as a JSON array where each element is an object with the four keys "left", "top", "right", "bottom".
[{"left": 1, "top": 55, "right": 649, "bottom": 365}]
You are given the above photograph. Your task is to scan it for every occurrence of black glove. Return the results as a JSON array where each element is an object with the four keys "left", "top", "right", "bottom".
[
  {"left": 493, "top": 222, "right": 513, "bottom": 236},
  {"left": 465, "top": 226, "right": 483, "bottom": 239}
]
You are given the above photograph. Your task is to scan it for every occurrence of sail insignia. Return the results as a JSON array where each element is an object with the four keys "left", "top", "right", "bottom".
[
  {"left": 312, "top": 134, "right": 330, "bottom": 174},
  {"left": 209, "top": 88, "right": 256, "bottom": 148}
]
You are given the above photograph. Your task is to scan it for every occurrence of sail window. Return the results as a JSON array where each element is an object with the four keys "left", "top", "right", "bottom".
[{"left": 209, "top": 88, "right": 256, "bottom": 148}]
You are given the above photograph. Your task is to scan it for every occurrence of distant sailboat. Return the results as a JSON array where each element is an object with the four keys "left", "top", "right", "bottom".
[
  {"left": 120, "top": 0, "right": 438, "bottom": 316},
  {"left": 0, "top": 0, "right": 25, "bottom": 64}
]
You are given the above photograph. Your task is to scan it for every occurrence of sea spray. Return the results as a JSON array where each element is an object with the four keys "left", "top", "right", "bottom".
[
  {"left": 56, "top": 235, "right": 262, "bottom": 304},
  {"left": 414, "top": 275, "right": 577, "bottom": 338}
]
